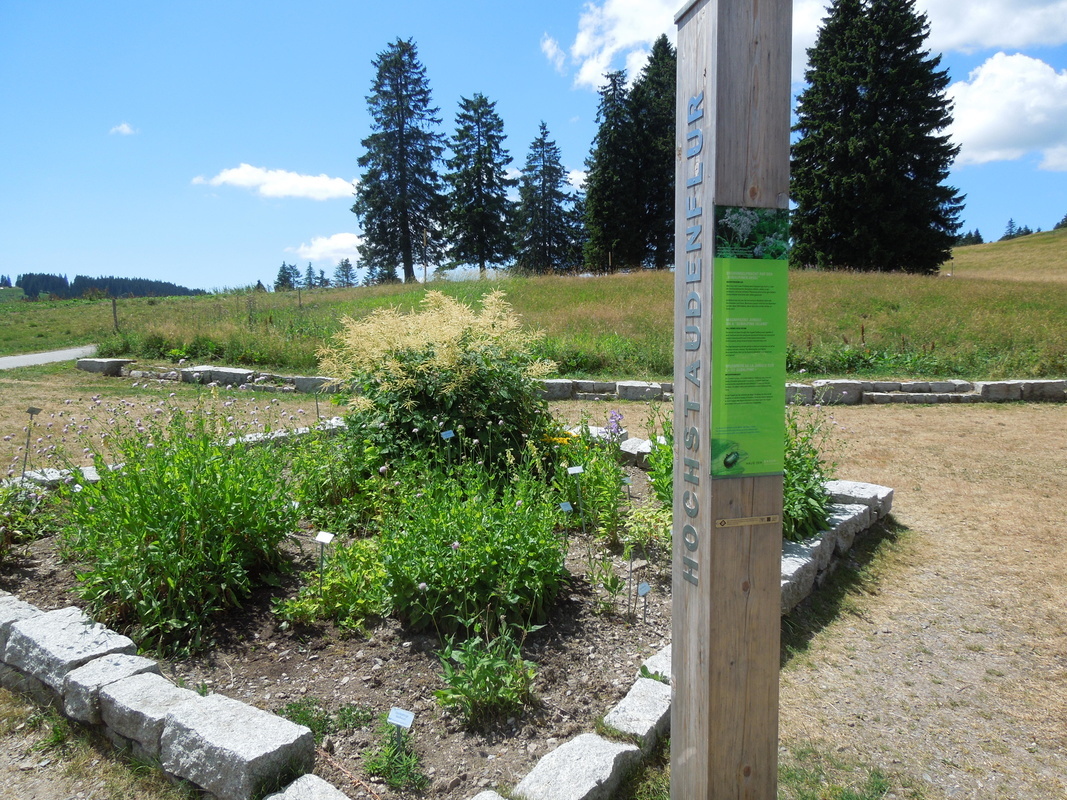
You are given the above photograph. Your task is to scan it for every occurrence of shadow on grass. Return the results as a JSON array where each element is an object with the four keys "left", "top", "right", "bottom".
[
  {"left": 781, "top": 515, "right": 913, "bottom": 669},
  {"left": 612, "top": 516, "right": 921, "bottom": 800}
]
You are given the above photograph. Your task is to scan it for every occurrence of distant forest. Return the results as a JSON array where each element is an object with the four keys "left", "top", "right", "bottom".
[{"left": 12, "top": 273, "right": 203, "bottom": 300}]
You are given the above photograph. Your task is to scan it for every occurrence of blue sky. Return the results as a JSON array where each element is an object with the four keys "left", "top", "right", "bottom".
[{"left": 2, "top": 0, "right": 1065, "bottom": 291}]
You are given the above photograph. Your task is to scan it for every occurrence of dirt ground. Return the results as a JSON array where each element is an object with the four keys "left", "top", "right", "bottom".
[{"left": 1, "top": 366, "right": 1065, "bottom": 799}]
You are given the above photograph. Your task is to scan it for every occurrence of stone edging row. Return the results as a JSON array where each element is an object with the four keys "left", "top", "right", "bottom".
[
  {"left": 466, "top": 479, "right": 894, "bottom": 800},
  {"left": 77, "top": 359, "right": 1066, "bottom": 405},
  {"left": 1, "top": 479, "right": 892, "bottom": 800}
]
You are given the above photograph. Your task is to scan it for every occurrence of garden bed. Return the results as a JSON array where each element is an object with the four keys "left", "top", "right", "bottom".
[{"left": 2, "top": 462, "right": 673, "bottom": 800}]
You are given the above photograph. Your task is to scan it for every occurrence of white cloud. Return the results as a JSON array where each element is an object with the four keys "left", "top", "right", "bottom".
[
  {"left": 541, "top": 33, "right": 566, "bottom": 74},
  {"left": 192, "top": 163, "right": 354, "bottom": 200},
  {"left": 567, "top": 169, "right": 587, "bottom": 191},
  {"left": 288, "top": 232, "right": 362, "bottom": 264},
  {"left": 948, "top": 52, "right": 1067, "bottom": 169},
  {"left": 568, "top": 0, "right": 676, "bottom": 89},
  {"left": 109, "top": 122, "right": 137, "bottom": 135},
  {"left": 793, "top": 1, "right": 1067, "bottom": 82},
  {"left": 921, "top": 0, "right": 1067, "bottom": 53}
]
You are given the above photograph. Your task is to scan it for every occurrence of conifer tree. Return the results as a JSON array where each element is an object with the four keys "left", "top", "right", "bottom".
[
  {"left": 583, "top": 70, "right": 643, "bottom": 272},
  {"left": 353, "top": 38, "right": 445, "bottom": 284},
  {"left": 629, "top": 35, "right": 677, "bottom": 270},
  {"left": 303, "top": 262, "right": 317, "bottom": 290},
  {"left": 333, "top": 257, "right": 357, "bottom": 288},
  {"left": 514, "top": 122, "right": 580, "bottom": 274},
  {"left": 274, "top": 262, "right": 299, "bottom": 292},
  {"left": 791, "top": 0, "right": 963, "bottom": 273},
  {"left": 444, "top": 94, "right": 515, "bottom": 275}
]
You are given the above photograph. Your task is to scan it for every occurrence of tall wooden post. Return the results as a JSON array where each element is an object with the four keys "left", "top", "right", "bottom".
[{"left": 671, "top": 1, "right": 792, "bottom": 798}]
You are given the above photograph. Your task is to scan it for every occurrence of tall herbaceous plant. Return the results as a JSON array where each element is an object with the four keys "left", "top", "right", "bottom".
[
  {"left": 318, "top": 290, "right": 557, "bottom": 468},
  {"left": 60, "top": 399, "right": 297, "bottom": 656}
]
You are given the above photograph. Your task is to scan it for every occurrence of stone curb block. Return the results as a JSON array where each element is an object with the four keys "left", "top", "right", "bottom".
[
  {"left": 541, "top": 379, "right": 575, "bottom": 400},
  {"left": 575, "top": 380, "right": 617, "bottom": 394},
  {"left": 1023, "top": 379, "right": 1067, "bottom": 401},
  {"left": 811, "top": 380, "right": 863, "bottom": 405},
  {"left": 63, "top": 653, "right": 160, "bottom": 725},
  {"left": 639, "top": 645, "right": 671, "bottom": 684},
  {"left": 602, "top": 677, "right": 672, "bottom": 753},
  {"left": 619, "top": 437, "right": 653, "bottom": 468},
  {"left": 825, "top": 480, "right": 893, "bottom": 520},
  {"left": 616, "top": 380, "right": 663, "bottom": 401},
  {"left": 4, "top": 606, "right": 136, "bottom": 693},
  {"left": 101, "top": 672, "right": 200, "bottom": 761},
  {"left": 827, "top": 502, "right": 872, "bottom": 555},
  {"left": 0, "top": 593, "right": 43, "bottom": 653},
  {"left": 512, "top": 733, "right": 641, "bottom": 800},
  {"left": 781, "top": 540, "right": 819, "bottom": 614},
  {"left": 76, "top": 358, "right": 136, "bottom": 376},
  {"left": 161, "top": 692, "right": 315, "bottom": 800},
  {"left": 264, "top": 774, "right": 355, "bottom": 800}
]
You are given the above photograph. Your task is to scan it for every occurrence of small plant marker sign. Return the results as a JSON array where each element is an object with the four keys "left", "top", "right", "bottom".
[
  {"left": 387, "top": 706, "right": 415, "bottom": 749},
  {"left": 315, "top": 531, "right": 335, "bottom": 596},
  {"left": 567, "top": 465, "right": 587, "bottom": 535},
  {"left": 440, "top": 429, "right": 455, "bottom": 467},
  {"left": 638, "top": 581, "right": 651, "bottom": 624},
  {"left": 22, "top": 406, "right": 42, "bottom": 479}
]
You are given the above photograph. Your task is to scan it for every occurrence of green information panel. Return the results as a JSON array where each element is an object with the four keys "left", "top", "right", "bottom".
[{"left": 711, "top": 207, "right": 789, "bottom": 477}]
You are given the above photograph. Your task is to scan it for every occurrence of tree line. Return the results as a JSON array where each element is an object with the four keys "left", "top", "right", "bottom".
[
  {"left": 14, "top": 273, "right": 202, "bottom": 300},
  {"left": 344, "top": 35, "right": 676, "bottom": 285},
  {"left": 299, "top": 0, "right": 1050, "bottom": 286}
]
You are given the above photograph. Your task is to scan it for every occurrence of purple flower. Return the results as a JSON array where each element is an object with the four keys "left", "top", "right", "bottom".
[
  {"left": 451, "top": 541, "right": 460, "bottom": 551},
  {"left": 417, "top": 582, "right": 428, "bottom": 592}
]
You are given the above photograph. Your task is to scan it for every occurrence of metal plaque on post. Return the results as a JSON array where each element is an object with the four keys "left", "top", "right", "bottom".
[{"left": 672, "top": 1, "right": 792, "bottom": 798}]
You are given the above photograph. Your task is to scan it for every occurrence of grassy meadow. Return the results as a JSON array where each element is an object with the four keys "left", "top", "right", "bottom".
[{"left": 1, "top": 228, "right": 1064, "bottom": 380}]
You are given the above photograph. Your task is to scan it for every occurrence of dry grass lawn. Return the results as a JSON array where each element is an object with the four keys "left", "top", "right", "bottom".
[
  {"left": 2, "top": 366, "right": 1065, "bottom": 799},
  {"left": 781, "top": 403, "right": 1067, "bottom": 798}
]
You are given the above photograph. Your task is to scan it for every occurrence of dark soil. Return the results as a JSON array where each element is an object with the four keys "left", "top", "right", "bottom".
[{"left": 0, "top": 466, "right": 672, "bottom": 800}]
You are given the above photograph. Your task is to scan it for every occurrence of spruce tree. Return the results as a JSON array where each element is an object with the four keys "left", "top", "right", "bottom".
[
  {"left": 583, "top": 70, "right": 643, "bottom": 272},
  {"left": 333, "top": 257, "right": 357, "bottom": 288},
  {"left": 303, "top": 262, "right": 317, "bottom": 290},
  {"left": 514, "top": 122, "right": 580, "bottom": 274},
  {"left": 444, "top": 93, "right": 516, "bottom": 274},
  {"left": 353, "top": 38, "right": 445, "bottom": 284},
  {"left": 274, "top": 262, "right": 298, "bottom": 292},
  {"left": 629, "top": 35, "right": 677, "bottom": 270},
  {"left": 791, "top": 0, "right": 963, "bottom": 274}
]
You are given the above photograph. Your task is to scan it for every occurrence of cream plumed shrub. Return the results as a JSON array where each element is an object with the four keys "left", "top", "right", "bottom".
[{"left": 319, "top": 290, "right": 556, "bottom": 467}]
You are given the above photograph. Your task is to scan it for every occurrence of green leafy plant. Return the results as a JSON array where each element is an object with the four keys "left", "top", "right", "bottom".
[
  {"left": 290, "top": 427, "right": 385, "bottom": 534},
  {"left": 60, "top": 401, "right": 297, "bottom": 656},
  {"left": 645, "top": 406, "right": 673, "bottom": 508},
  {"left": 0, "top": 483, "right": 57, "bottom": 560},
  {"left": 274, "top": 537, "right": 388, "bottom": 632},
  {"left": 276, "top": 697, "right": 373, "bottom": 745},
  {"left": 638, "top": 664, "right": 669, "bottom": 685},
  {"left": 552, "top": 421, "right": 626, "bottom": 541},
  {"left": 435, "top": 628, "right": 538, "bottom": 725},
  {"left": 379, "top": 461, "right": 566, "bottom": 634},
  {"left": 782, "top": 402, "right": 836, "bottom": 542},
  {"left": 621, "top": 505, "right": 672, "bottom": 561},
  {"left": 588, "top": 555, "right": 626, "bottom": 615},
  {"left": 363, "top": 722, "right": 429, "bottom": 792}
]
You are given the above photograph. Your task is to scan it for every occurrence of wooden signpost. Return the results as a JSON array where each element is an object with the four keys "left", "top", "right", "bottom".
[{"left": 671, "top": 1, "right": 792, "bottom": 798}]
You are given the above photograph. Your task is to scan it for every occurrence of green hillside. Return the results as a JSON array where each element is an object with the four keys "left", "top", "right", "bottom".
[{"left": 1, "top": 232, "right": 1064, "bottom": 380}]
